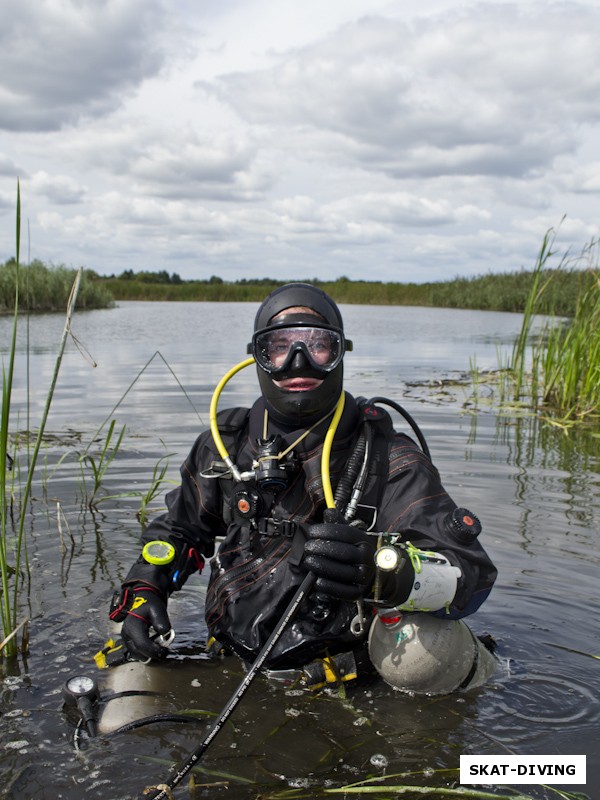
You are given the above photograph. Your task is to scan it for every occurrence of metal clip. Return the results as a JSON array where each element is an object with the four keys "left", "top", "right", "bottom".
[{"left": 350, "top": 599, "right": 367, "bottom": 637}]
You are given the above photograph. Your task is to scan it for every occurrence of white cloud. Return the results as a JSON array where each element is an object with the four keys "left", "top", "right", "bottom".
[
  {"left": 0, "top": 0, "right": 171, "bottom": 131},
  {"left": 128, "top": 130, "right": 274, "bottom": 201},
  {"left": 1, "top": 0, "right": 599, "bottom": 282},
  {"left": 212, "top": 6, "right": 600, "bottom": 180},
  {"left": 28, "top": 171, "right": 86, "bottom": 204}
]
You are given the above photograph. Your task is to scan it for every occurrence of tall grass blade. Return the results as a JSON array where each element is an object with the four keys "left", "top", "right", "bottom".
[
  {"left": 1, "top": 183, "right": 22, "bottom": 657},
  {"left": 503, "top": 228, "right": 599, "bottom": 427},
  {"left": 510, "top": 226, "right": 558, "bottom": 400},
  {"left": 1, "top": 183, "right": 83, "bottom": 657},
  {"left": 81, "top": 418, "right": 126, "bottom": 507},
  {"left": 8, "top": 269, "right": 83, "bottom": 645}
]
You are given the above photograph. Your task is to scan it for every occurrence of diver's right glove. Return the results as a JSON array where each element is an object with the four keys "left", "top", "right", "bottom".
[
  {"left": 109, "top": 584, "right": 172, "bottom": 661},
  {"left": 303, "top": 519, "right": 376, "bottom": 601}
]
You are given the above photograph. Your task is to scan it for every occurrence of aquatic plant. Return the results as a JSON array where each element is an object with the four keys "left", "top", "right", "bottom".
[
  {"left": 73, "top": 349, "right": 201, "bottom": 519},
  {"left": 0, "top": 258, "right": 113, "bottom": 313},
  {"left": 540, "top": 269, "right": 599, "bottom": 422},
  {"left": 135, "top": 449, "right": 177, "bottom": 527},
  {"left": 80, "top": 435, "right": 176, "bottom": 526},
  {"left": 1, "top": 184, "right": 82, "bottom": 658},
  {"left": 183, "top": 766, "right": 586, "bottom": 800},
  {"left": 79, "top": 419, "right": 126, "bottom": 508},
  {"left": 507, "top": 229, "right": 599, "bottom": 425}
]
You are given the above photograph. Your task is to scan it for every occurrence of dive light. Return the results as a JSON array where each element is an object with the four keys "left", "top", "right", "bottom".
[
  {"left": 375, "top": 545, "right": 402, "bottom": 572},
  {"left": 63, "top": 675, "right": 100, "bottom": 737}
]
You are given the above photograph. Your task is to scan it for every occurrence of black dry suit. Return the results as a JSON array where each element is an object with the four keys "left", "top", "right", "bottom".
[{"left": 130, "top": 392, "right": 497, "bottom": 670}]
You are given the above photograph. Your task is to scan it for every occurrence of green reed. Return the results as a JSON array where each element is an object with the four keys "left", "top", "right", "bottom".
[
  {"left": 78, "top": 423, "right": 176, "bottom": 526},
  {"left": 507, "top": 230, "right": 599, "bottom": 425},
  {"left": 135, "top": 450, "right": 176, "bottom": 527},
  {"left": 509, "top": 228, "right": 558, "bottom": 403},
  {"left": 0, "top": 187, "right": 21, "bottom": 656},
  {"left": 540, "top": 272, "right": 599, "bottom": 422},
  {"left": 1, "top": 185, "right": 82, "bottom": 658},
  {"left": 79, "top": 419, "right": 126, "bottom": 508},
  {"left": 0, "top": 257, "right": 113, "bottom": 313}
]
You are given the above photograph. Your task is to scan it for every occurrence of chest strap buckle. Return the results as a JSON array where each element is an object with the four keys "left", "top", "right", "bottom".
[{"left": 257, "top": 517, "right": 297, "bottom": 537}]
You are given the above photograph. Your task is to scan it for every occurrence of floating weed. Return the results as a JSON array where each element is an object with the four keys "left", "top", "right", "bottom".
[
  {"left": 544, "top": 642, "right": 600, "bottom": 661},
  {"left": 242, "top": 765, "right": 590, "bottom": 800},
  {"left": 139, "top": 754, "right": 256, "bottom": 785}
]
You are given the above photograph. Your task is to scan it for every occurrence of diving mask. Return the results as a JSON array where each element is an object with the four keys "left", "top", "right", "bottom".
[{"left": 250, "top": 323, "right": 352, "bottom": 376}]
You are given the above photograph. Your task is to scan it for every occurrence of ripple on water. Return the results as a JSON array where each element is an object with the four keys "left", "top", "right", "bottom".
[{"left": 478, "top": 667, "right": 599, "bottom": 750}]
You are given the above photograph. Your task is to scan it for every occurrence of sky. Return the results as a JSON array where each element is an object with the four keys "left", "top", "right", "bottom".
[{"left": 1, "top": 0, "right": 599, "bottom": 283}]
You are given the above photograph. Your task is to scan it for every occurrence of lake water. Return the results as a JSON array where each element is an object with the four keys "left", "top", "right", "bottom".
[{"left": 1, "top": 301, "right": 598, "bottom": 800}]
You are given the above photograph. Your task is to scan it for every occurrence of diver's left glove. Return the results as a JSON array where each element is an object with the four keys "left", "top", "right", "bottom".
[
  {"left": 303, "top": 518, "right": 376, "bottom": 601},
  {"left": 109, "top": 584, "right": 172, "bottom": 661}
]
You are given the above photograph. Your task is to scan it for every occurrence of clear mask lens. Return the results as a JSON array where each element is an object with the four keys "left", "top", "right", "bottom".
[{"left": 253, "top": 326, "right": 344, "bottom": 374}]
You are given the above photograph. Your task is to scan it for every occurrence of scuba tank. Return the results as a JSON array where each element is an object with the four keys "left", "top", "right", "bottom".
[{"left": 368, "top": 610, "right": 497, "bottom": 695}]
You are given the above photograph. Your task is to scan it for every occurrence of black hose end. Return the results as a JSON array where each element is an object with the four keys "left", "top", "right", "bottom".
[{"left": 323, "top": 507, "right": 341, "bottom": 523}]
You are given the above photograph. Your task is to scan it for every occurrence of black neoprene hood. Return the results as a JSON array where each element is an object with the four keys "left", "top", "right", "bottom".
[
  {"left": 250, "top": 283, "right": 351, "bottom": 424},
  {"left": 253, "top": 282, "right": 346, "bottom": 333}
]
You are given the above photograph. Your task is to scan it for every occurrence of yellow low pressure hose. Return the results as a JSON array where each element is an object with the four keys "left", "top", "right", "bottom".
[
  {"left": 321, "top": 392, "right": 345, "bottom": 510},
  {"left": 209, "top": 357, "right": 255, "bottom": 481},
  {"left": 209, "top": 358, "right": 344, "bottom": 508}
]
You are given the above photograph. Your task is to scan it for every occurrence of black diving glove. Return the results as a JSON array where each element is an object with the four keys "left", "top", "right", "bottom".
[
  {"left": 303, "top": 519, "right": 376, "bottom": 601},
  {"left": 110, "top": 584, "right": 172, "bottom": 662}
]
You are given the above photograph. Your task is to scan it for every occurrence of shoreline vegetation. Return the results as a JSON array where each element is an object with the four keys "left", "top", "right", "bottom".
[
  {"left": 0, "top": 256, "right": 597, "bottom": 317},
  {"left": 0, "top": 258, "right": 113, "bottom": 314}
]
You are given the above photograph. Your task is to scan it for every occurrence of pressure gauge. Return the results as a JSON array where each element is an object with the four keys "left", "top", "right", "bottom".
[
  {"left": 63, "top": 675, "right": 99, "bottom": 738},
  {"left": 64, "top": 675, "right": 97, "bottom": 698},
  {"left": 142, "top": 540, "right": 176, "bottom": 566}
]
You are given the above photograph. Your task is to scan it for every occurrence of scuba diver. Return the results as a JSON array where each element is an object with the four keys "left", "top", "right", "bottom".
[{"left": 107, "top": 283, "right": 498, "bottom": 694}]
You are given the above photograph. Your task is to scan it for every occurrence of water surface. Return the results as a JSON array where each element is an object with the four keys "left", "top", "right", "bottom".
[{"left": 1, "top": 302, "right": 597, "bottom": 800}]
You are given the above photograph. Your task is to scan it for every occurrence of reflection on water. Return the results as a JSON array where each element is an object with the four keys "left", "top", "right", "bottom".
[{"left": 1, "top": 302, "right": 598, "bottom": 799}]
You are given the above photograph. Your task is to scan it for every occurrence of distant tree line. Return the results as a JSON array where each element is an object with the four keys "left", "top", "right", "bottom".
[
  {"left": 98, "top": 266, "right": 596, "bottom": 317},
  {"left": 117, "top": 269, "right": 183, "bottom": 284},
  {"left": 106, "top": 269, "right": 291, "bottom": 287},
  {"left": 2, "top": 259, "right": 597, "bottom": 317}
]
